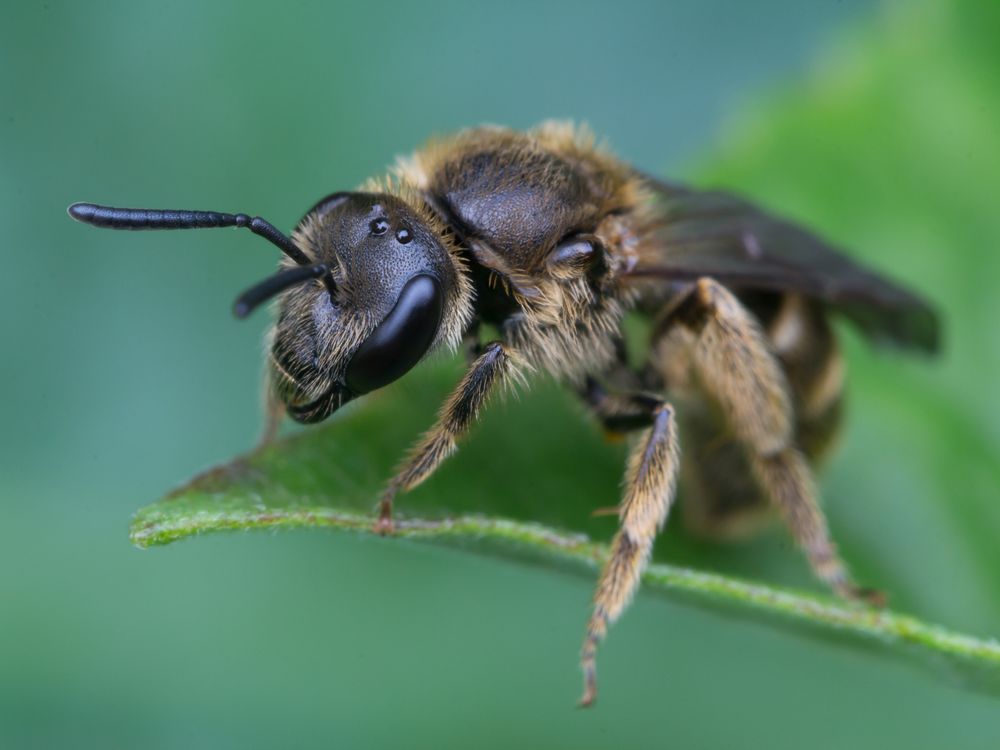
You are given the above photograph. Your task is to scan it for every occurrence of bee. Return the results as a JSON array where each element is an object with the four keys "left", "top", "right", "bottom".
[{"left": 69, "top": 121, "right": 939, "bottom": 706}]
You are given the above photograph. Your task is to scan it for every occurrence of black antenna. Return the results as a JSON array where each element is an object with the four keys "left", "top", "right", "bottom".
[
  {"left": 68, "top": 202, "right": 313, "bottom": 266},
  {"left": 233, "top": 264, "right": 332, "bottom": 319}
]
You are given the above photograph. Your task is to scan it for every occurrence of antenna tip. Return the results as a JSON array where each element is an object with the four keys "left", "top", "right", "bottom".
[
  {"left": 67, "top": 202, "right": 97, "bottom": 223},
  {"left": 233, "top": 301, "right": 252, "bottom": 319}
]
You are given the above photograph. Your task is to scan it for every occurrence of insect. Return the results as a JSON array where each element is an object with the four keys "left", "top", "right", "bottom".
[{"left": 69, "top": 121, "right": 938, "bottom": 706}]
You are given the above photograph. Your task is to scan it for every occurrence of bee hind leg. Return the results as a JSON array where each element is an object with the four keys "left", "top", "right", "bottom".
[
  {"left": 577, "top": 378, "right": 680, "bottom": 707},
  {"left": 652, "top": 278, "right": 881, "bottom": 604},
  {"left": 375, "top": 341, "right": 513, "bottom": 534}
]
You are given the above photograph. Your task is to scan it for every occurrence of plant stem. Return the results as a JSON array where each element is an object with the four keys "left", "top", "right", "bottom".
[{"left": 131, "top": 507, "right": 1000, "bottom": 668}]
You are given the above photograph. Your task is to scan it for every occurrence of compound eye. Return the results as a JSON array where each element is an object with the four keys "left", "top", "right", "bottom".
[
  {"left": 344, "top": 274, "right": 443, "bottom": 395},
  {"left": 306, "top": 192, "right": 350, "bottom": 218},
  {"left": 294, "top": 192, "right": 351, "bottom": 232}
]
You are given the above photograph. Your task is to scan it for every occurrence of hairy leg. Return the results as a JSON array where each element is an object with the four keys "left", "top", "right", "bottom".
[
  {"left": 376, "top": 341, "right": 513, "bottom": 532},
  {"left": 652, "top": 278, "right": 877, "bottom": 602},
  {"left": 578, "top": 380, "right": 680, "bottom": 706}
]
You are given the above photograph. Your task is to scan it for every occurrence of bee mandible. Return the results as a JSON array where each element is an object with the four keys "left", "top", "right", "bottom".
[{"left": 69, "top": 122, "right": 939, "bottom": 706}]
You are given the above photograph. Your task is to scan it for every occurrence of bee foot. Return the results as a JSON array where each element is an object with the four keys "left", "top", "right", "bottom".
[
  {"left": 836, "top": 582, "right": 887, "bottom": 608},
  {"left": 373, "top": 499, "right": 395, "bottom": 536},
  {"left": 578, "top": 668, "right": 598, "bottom": 708},
  {"left": 853, "top": 586, "right": 887, "bottom": 608}
]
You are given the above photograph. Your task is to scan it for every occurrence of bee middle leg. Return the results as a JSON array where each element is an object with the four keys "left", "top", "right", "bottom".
[
  {"left": 577, "top": 378, "right": 680, "bottom": 706},
  {"left": 652, "top": 278, "right": 878, "bottom": 603},
  {"left": 376, "top": 341, "right": 513, "bottom": 533}
]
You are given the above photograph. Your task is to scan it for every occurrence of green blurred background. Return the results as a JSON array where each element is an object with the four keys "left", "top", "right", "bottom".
[{"left": 2, "top": 0, "right": 999, "bottom": 747}]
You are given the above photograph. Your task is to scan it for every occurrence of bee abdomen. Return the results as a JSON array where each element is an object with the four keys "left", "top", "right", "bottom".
[{"left": 766, "top": 294, "right": 845, "bottom": 462}]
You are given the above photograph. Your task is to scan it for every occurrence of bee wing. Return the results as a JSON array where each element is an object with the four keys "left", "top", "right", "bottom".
[{"left": 629, "top": 174, "right": 940, "bottom": 353}]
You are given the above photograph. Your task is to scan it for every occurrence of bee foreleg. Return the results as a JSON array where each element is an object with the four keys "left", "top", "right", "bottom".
[
  {"left": 579, "top": 388, "right": 679, "bottom": 707},
  {"left": 376, "top": 341, "right": 512, "bottom": 533},
  {"left": 654, "top": 278, "right": 879, "bottom": 603}
]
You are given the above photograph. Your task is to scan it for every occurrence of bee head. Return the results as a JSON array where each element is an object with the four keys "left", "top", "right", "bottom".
[
  {"left": 67, "top": 191, "right": 471, "bottom": 424},
  {"left": 270, "top": 191, "right": 467, "bottom": 422}
]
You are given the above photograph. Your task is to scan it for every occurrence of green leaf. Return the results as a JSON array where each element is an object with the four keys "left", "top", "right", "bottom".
[
  {"left": 133, "top": 0, "right": 1000, "bottom": 685},
  {"left": 133, "top": 360, "right": 1000, "bottom": 677}
]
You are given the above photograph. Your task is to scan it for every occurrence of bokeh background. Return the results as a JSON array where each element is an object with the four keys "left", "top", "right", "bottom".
[{"left": 2, "top": 0, "right": 999, "bottom": 747}]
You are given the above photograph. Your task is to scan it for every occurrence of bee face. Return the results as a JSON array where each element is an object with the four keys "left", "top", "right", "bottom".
[{"left": 269, "top": 192, "right": 458, "bottom": 423}]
